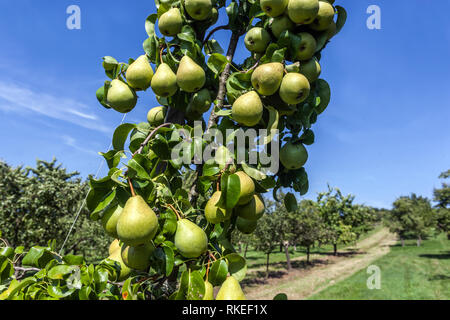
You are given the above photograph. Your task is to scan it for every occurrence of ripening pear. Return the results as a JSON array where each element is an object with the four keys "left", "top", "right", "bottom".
[
  {"left": 174, "top": 219, "right": 208, "bottom": 258},
  {"left": 121, "top": 242, "right": 155, "bottom": 271},
  {"left": 107, "top": 79, "right": 138, "bottom": 113},
  {"left": 151, "top": 63, "right": 178, "bottom": 97},
  {"left": 280, "top": 142, "right": 309, "bottom": 169},
  {"left": 235, "top": 171, "right": 256, "bottom": 205},
  {"left": 236, "top": 217, "right": 258, "bottom": 234},
  {"left": 126, "top": 55, "right": 154, "bottom": 91},
  {"left": 109, "top": 239, "right": 121, "bottom": 255},
  {"left": 102, "top": 204, "right": 124, "bottom": 238},
  {"left": 96, "top": 86, "right": 109, "bottom": 109},
  {"left": 260, "top": 0, "right": 288, "bottom": 18},
  {"left": 309, "top": 0, "right": 335, "bottom": 31},
  {"left": 271, "top": 15, "right": 295, "bottom": 38},
  {"left": 232, "top": 91, "right": 263, "bottom": 127},
  {"left": 185, "top": 0, "right": 213, "bottom": 21},
  {"left": 287, "top": 0, "right": 319, "bottom": 25},
  {"left": 205, "top": 191, "right": 232, "bottom": 224},
  {"left": 204, "top": 280, "right": 215, "bottom": 300},
  {"left": 107, "top": 246, "right": 132, "bottom": 281},
  {"left": 188, "top": 88, "right": 212, "bottom": 114},
  {"left": 297, "top": 32, "right": 317, "bottom": 61},
  {"left": 244, "top": 27, "right": 271, "bottom": 53},
  {"left": 158, "top": 8, "right": 183, "bottom": 37},
  {"left": 236, "top": 194, "right": 265, "bottom": 221},
  {"left": 279, "top": 73, "right": 310, "bottom": 105},
  {"left": 177, "top": 56, "right": 206, "bottom": 93},
  {"left": 299, "top": 58, "right": 321, "bottom": 83},
  {"left": 216, "top": 276, "right": 246, "bottom": 300},
  {"left": 251, "top": 62, "right": 284, "bottom": 96},
  {"left": 147, "top": 106, "right": 167, "bottom": 126},
  {"left": 116, "top": 195, "right": 159, "bottom": 246}
]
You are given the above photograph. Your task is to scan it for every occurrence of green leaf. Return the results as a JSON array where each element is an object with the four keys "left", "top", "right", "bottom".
[
  {"left": 315, "top": 79, "right": 331, "bottom": 114},
  {"left": 22, "top": 247, "right": 55, "bottom": 268},
  {"left": 47, "top": 285, "right": 75, "bottom": 299},
  {"left": 63, "top": 255, "right": 85, "bottom": 265},
  {"left": 300, "top": 129, "right": 315, "bottom": 145},
  {"left": 177, "top": 270, "right": 205, "bottom": 300},
  {"left": 113, "top": 123, "right": 137, "bottom": 151},
  {"left": 241, "top": 163, "right": 267, "bottom": 181},
  {"left": 207, "top": 53, "right": 228, "bottom": 75},
  {"left": 225, "top": 174, "right": 241, "bottom": 209},
  {"left": 127, "top": 159, "right": 151, "bottom": 181},
  {"left": 204, "top": 39, "right": 224, "bottom": 55},
  {"left": 0, "top": 247, "right": 14, "bottom": 259},
  {"left": 145, "top": 14, "right": 157, "bottom": 37},
  {"left": 263, "top": 106, "right": 279, "bottom": 145},
  {"left": 284, "top": 193, "right": 298, "bottom": 212},
  {"left": 225, "top": 253, "right": 247, "bottom": 282},
  {"left": 335, "top": 6, "right": 347, "bottom": 35},
  {"left": 91, "top": 188, "right": 116, "bottom": 216},
  {"left": 48, "top": 265, "right": 77, "bottom": 280},
  {"left": 274, "top": 293, "right": 288, "bottom": 300},
  {"left": 203, "top": 162, "right": 221, "bottom": 177},
  {"left": 208, "top": 260, "right": 228, "bottom": 287}
]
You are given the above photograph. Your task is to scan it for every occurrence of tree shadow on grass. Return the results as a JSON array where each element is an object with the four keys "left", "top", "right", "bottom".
[
  {"left": 419, "top": 251, "right": 450, "bottom": 260},
  {"left": 428, "top": 274, "right": 450, "bottom": 281}
]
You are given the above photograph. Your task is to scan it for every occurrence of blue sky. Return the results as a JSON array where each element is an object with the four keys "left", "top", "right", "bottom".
[{"left": 0, "top": 0, "right": 449, "bottom": 209}]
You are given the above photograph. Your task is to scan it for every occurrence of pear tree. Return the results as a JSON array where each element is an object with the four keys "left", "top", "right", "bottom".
[{"left": 1, "top": 0, "right": 347, "bottom": 300}]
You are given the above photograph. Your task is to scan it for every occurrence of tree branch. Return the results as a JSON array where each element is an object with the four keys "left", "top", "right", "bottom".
[
  {"left": 202, "top": 25, "right": 230, "bottom": 46},
  {"left": 132, "top": 122, "right": 173, "bottom": 157}
]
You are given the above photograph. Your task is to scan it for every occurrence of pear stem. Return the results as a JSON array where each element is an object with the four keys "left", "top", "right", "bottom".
[
  {"left": 159, "top": 45, "right": 166, "bottom": 64},
  {"left": 132, "top": 123, "right": 172, "bottom": 157},
  {"left": 206, "top": 260, "right": 210, "bottom": 281},
  {"left": 128, "top": 178, "right": 136, "bottom": 197},
  {"left": 208, "top": 251, "right": 217, "bottom": 262},
  {"left": 166, "top": 203, "right": 183, "bottom": 220}
]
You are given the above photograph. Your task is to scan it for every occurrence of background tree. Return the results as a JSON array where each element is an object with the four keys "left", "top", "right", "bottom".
[
  {"left": 387, "top": 194, "right": 435, "bottom": 246},
  {"left": 0, "top": 159, "right": 110, "bottom": 261},
  {"left": 317, "top": 186, "right": 355, "bottom": 255},
  {"left": 433, "top": 170, "right": 450, "bottom": 239}
]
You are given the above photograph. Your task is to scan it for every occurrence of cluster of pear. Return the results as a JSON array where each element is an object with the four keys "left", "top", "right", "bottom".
[{"left": 205, "top": 171, "right": 265, "bottom": 235}]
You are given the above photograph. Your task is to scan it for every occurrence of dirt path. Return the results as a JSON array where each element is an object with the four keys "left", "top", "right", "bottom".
[{"left": 244, "top": 228, "right": 397, "bottom": 300}]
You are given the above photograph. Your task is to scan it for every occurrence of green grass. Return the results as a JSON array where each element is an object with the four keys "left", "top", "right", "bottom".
[{"left": 309, "top": 233, "right": 450, "bottom": 300}]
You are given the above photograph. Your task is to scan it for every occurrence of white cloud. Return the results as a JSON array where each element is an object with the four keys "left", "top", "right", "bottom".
[
  {"left": 62, "top": 135, "right": 98, "bottom": 156},
  {"left": 0, "top": 80, "right": 110, "bottom": 133}
]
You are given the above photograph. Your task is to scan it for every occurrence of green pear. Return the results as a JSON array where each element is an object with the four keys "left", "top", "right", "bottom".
[
  {"left": 147, "top": 106, "right": 167, "bottom": 126},
  {"left": 309, "top": 0, "right": 335, "bottom": 31},
  {"left": 176, "top": 56, "right": 206, "bottom": 93},
  {"left": 251, "top": 62, "right": 284, "bottom": 96},
  {"left": 260, "top": 0, "right": 288, "bottom": 18},
  {"left": 236, "top": 217, "right": 258, "bottom": 234},
  {"left": 287, "top": 0, "right": 319, "bottom": 24},
  {"left": 236, "top": 194, "right": 265, "bottom": 221},
  {"left": 106, "top": 79, "right": 138, "bottom": 113},
  {"left": 235, "top": 171, "right": 256, "bottom": 205},
  {"left": 126, "top": 55, "right": 154, "bottom": 91},
  {"left": 296, "top": 32, "right": 317, "bottom": 61},
  {"left": 151, "top": 63, "right": 178, "bottom": 97},
  {"left": 232, "top": 91, "right": 263, "bottom": 127},
  {"left": 299, "top": 58, "right": 321, "bottom": 83},
  {"left": 244, "top": 27, "right": 271, "bottom": 53},
  {"left": 205, "top": 191, "right": 232, "bottom": 224},
  {"left": 109, "top": 239, "right": 121, "bottom": 255},
  {"left": 107, "top": 246, "right": 132, "bottom": 281},
  {"left": 121, "top": 242, "right": 155, "bottom": 271},
  {"left": 216, "top": 276, "right": 246, "bottom": 300},
  {"left": 188, "top": 88, "right": 212, "bottom": 114},
  {"left": 102, "top": 204, "right": 123, "bottom": 238},
  {"left": 280, "top": 142, "right": 308, "bottom": 169},
  {"left": 204, "top": 280, "right": 215, "bottom": 300},
  {"left": 175, "top": 219, "right": 208, "bottom": 258},
  {"left": 271, "top": 15, "right": 295, "bottom": 38},
  {"left": 158, "top": 8, "right": 183, "bottom": 37},
  {"left": 185, "top": 0, "right": 212, "bottom": 21},
  {"left": 116, "top": 195, "right": 159, "bottom": 246},
  {"left": 279, "top": 73, "right": 310, "bottom": 105}
]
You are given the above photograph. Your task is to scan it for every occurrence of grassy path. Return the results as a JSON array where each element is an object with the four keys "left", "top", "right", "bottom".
[{"left": 244, "top": 227, "right": 397, "bottom": 300}]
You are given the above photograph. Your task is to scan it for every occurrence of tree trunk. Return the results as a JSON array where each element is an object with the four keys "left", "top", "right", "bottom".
[
  {"left": 293, "top": 245, "right": 297, "bottom": 252},
  {"left": 333, "top": 243, "right": 337, "bottom": 256},
  {"left": 279, "top": 243, "right": 283, "bottom": 253},
  {"left": 417, "top": 235, "right": 422, "bottom": 247},
  {"left": 283, "top": 241, "right": 291, "bottom": 271},
  {"left": 307, "top": 246, "right": 311, "bottom": 264},
  {"left": 401, "top": 238, "right": 405, "bottom": 247},
  {"left": 244, "top": 243, "right": 249, "bottom": 259},
  {"left": 265, "top": 253, "right": 270, "bottom": 279}
]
